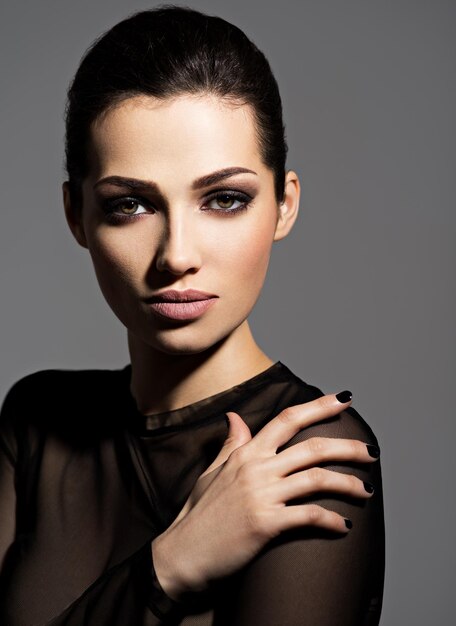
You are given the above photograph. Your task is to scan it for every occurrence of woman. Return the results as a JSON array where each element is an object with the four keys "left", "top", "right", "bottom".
[{"left": 0, "top": 5, "right": 384, "bottom": 625}]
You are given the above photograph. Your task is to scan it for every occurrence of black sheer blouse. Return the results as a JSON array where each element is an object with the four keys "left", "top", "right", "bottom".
[{"left": 0, "top": 361, "right": 385, "bottom": 625}]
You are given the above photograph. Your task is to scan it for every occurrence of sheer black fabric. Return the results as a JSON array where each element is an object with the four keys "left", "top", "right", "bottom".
[{"left": 0, "top": 361, "right": 385, "bottom": 625}]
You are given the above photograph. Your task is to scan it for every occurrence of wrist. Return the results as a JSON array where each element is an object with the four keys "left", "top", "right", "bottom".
[{"left": 151, "top": 531, "right": 205, "bottom": 602}]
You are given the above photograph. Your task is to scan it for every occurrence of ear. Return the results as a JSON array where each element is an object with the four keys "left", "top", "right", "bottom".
[
  {"left": 62, "top": 181, "right": 89, "bottom": 249},
  {"left": 273, "top": 170, "right": 300, "bottom": 242}
]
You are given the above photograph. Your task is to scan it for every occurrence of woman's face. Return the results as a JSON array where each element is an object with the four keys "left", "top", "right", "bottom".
[{"left": 64, "top": 93, "right": 299, "bottom": 355}]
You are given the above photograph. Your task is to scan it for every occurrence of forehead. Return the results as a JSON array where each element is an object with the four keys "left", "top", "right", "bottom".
[{"left": 87, "top": 94, "right": 263, "bottom": 180}]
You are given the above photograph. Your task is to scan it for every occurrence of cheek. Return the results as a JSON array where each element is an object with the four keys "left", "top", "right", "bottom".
[
  {"left": 86, "top": 230, "right": 142, "bottom": 298},
  {"left": 216, "top": 215, "right": 274, "bottom": 296}
]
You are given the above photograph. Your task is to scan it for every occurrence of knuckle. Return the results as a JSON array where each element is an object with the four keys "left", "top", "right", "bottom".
[
  {"left": 277, "top": 406, "right": 297, "bottom": 425},
  {"left": 306, "top": 504, "right": 323, "bottom": 524},
  {"left": 307, "top": 436, "right": 326, "bottom": 456},
  {"left": 307, "top": 466, "right": 325, "bottom": 486},
  {"left": 228, "top": 444, "right": 250, "bottom": 465},
  {"left": 237, "top": 458, "right": 260, "bottom": 486}
]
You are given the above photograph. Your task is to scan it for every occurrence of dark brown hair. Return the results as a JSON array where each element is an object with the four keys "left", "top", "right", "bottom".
[{"left": 63, "top": 4, "right": 288, "bottom": 213}]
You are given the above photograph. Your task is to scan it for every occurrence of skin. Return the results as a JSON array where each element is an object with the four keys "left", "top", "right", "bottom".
[
  {"left": 149, "top": 393, "right": 378, "bottom": 600},
  {"left": 62, "top": 92, "right": 379, "bottom": 604},
  {"left": 63, "top": 93, "right": 300, "bottom": 416}
]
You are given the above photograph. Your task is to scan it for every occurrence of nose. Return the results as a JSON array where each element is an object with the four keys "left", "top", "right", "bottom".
[{"left": 155, "top": 209, "right": 202, "bottom": 275}]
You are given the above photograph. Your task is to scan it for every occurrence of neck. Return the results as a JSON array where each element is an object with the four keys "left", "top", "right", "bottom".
[{"left": 126, "top": 320, "right": 275, "bottom": 415}]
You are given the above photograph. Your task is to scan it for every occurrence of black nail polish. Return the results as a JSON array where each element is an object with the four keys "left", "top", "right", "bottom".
[
  {"left": 336, "top": 390, "right": 352, "bottom": 403},
  {"left": 224, "top": 415, "right": 230, "bottom": 428},
  {"left": 363, "top": 481, "right": 374, "bottom": 493},
  {"left": 366, "top": 444, "right": 380, "bottom": 458},
  {"left": 344, "top": 518, "right": 353, "bottom": 529}
]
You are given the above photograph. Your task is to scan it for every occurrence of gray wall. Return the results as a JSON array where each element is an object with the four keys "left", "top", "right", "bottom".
[{"left": 1, "top": 1, "right": 454, "bottom": 622}]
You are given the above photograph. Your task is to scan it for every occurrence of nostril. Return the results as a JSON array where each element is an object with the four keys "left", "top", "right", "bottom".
[{"left": 155, "top": 254, "right": 201, "bottom": 275}]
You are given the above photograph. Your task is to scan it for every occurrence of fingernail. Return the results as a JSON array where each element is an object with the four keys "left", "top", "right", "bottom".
[
  {"left": 366, "top": 444, "right": 380, "bottom": 458},
  {"left": 344, "top": 518, "right": 353, "bottom": 529},
  {"left": 336, "top": 390, "right": 352, "bottom": 403},
  {"left": 224, "top": 414, "right": 230, "bottom": 428},
  {"left": 363, "top": 481, "right": 375, "bottom": 493}
]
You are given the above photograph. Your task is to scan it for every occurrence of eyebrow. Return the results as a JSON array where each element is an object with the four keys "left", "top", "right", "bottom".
[{"left": 93, "top": 166, "right": 258, "bottom": 192}]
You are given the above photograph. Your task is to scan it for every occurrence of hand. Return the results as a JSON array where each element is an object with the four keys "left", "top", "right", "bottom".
[{"left": 151, "top": 391, "right": 380, "bottom": 601}]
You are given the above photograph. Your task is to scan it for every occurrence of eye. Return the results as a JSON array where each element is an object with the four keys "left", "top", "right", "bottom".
[
  {"left": 203, "top": 190, "right": 252, "bottom": 214},
  {"left": 99, "top": 189, "right": 253, "bottom": 225},
  {"left": 101, "top": 196, "right": 153, "bottom": 224}
]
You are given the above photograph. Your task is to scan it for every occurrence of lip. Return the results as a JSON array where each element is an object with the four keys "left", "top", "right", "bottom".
[
  {"left": 146, "top": 289, "right": 218, "bottom": 303},
  {"left": 145, "top": 289, "right": 218, "bottom": 321}
]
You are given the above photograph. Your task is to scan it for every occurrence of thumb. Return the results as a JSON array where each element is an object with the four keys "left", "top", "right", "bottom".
[
  {"left": 176, "top": 412, "right": 253, "bottom": 520},
  {"left": 224, "top": 411, "right": 253, "bottom": 449},
  {"left": 202, "top": 411, "right": 252, "bottom": 476}
]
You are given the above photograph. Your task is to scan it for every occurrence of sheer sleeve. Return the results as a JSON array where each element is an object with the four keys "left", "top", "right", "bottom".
[
  {"left": 1, "top": 365, "right": 385, "bottom": 625},
  {"left": 211, "top": 399, "right": 385, "bottom": 626},
  {"left": 42, "top": 538, "right": 196, "bottom": 626},
  {"left": 0, "top": 377, "right": 198, "bottom": 626}
]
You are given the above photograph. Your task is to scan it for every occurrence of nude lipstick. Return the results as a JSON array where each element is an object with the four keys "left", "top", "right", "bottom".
[{"left": 146, "top": 289, "right": 218, "bottom": 321}]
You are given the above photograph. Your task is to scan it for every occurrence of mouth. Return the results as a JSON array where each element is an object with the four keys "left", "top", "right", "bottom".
[
  {"left": 144, "top": 289, "right": 218, "bottom": 321},
  {"left": 146, "top": 289, "right": 218, "bottom": 303}
]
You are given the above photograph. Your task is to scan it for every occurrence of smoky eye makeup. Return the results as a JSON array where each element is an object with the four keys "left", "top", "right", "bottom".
[
  {"left": 95, "top": 183, "right": 258, "bottom": 225},
  {"left": 97, "top": 194, "right": 154, "bottom": 224},
  {"left": 202, "top": 187, "right": 255, "bottom": 213}
]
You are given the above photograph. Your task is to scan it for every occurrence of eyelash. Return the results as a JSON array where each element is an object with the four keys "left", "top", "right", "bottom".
[{"left": 100, "top": 189, "right": 253, "bottom": 224}]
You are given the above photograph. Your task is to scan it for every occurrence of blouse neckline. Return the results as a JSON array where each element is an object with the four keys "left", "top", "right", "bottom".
[{"left": 118, "top": 360, "right": 287, "bottom": 434}]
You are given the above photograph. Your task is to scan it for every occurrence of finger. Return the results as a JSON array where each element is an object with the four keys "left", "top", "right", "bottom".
[
  {"left": 251, "top": 391, "right": 353, "bottom": 454},
  {"left": 279, "top": 503, "right": 353, "bottom": 534},
  {"left": 277, "top": 466, "right": 375, "bottom": 503},
  {"left": 270, "top": 436, "right": 380, "bottom": 476},
  {"left": 202, "top": 411, "right": 252, "bottom": 475}
]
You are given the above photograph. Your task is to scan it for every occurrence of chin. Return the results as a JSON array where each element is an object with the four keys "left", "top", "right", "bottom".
[
  {"left": 150, "top": 338, "right": 214, "bottom": 356},
  {"left": 137, "top": 320, "right": 241, "bottom": 356}
]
